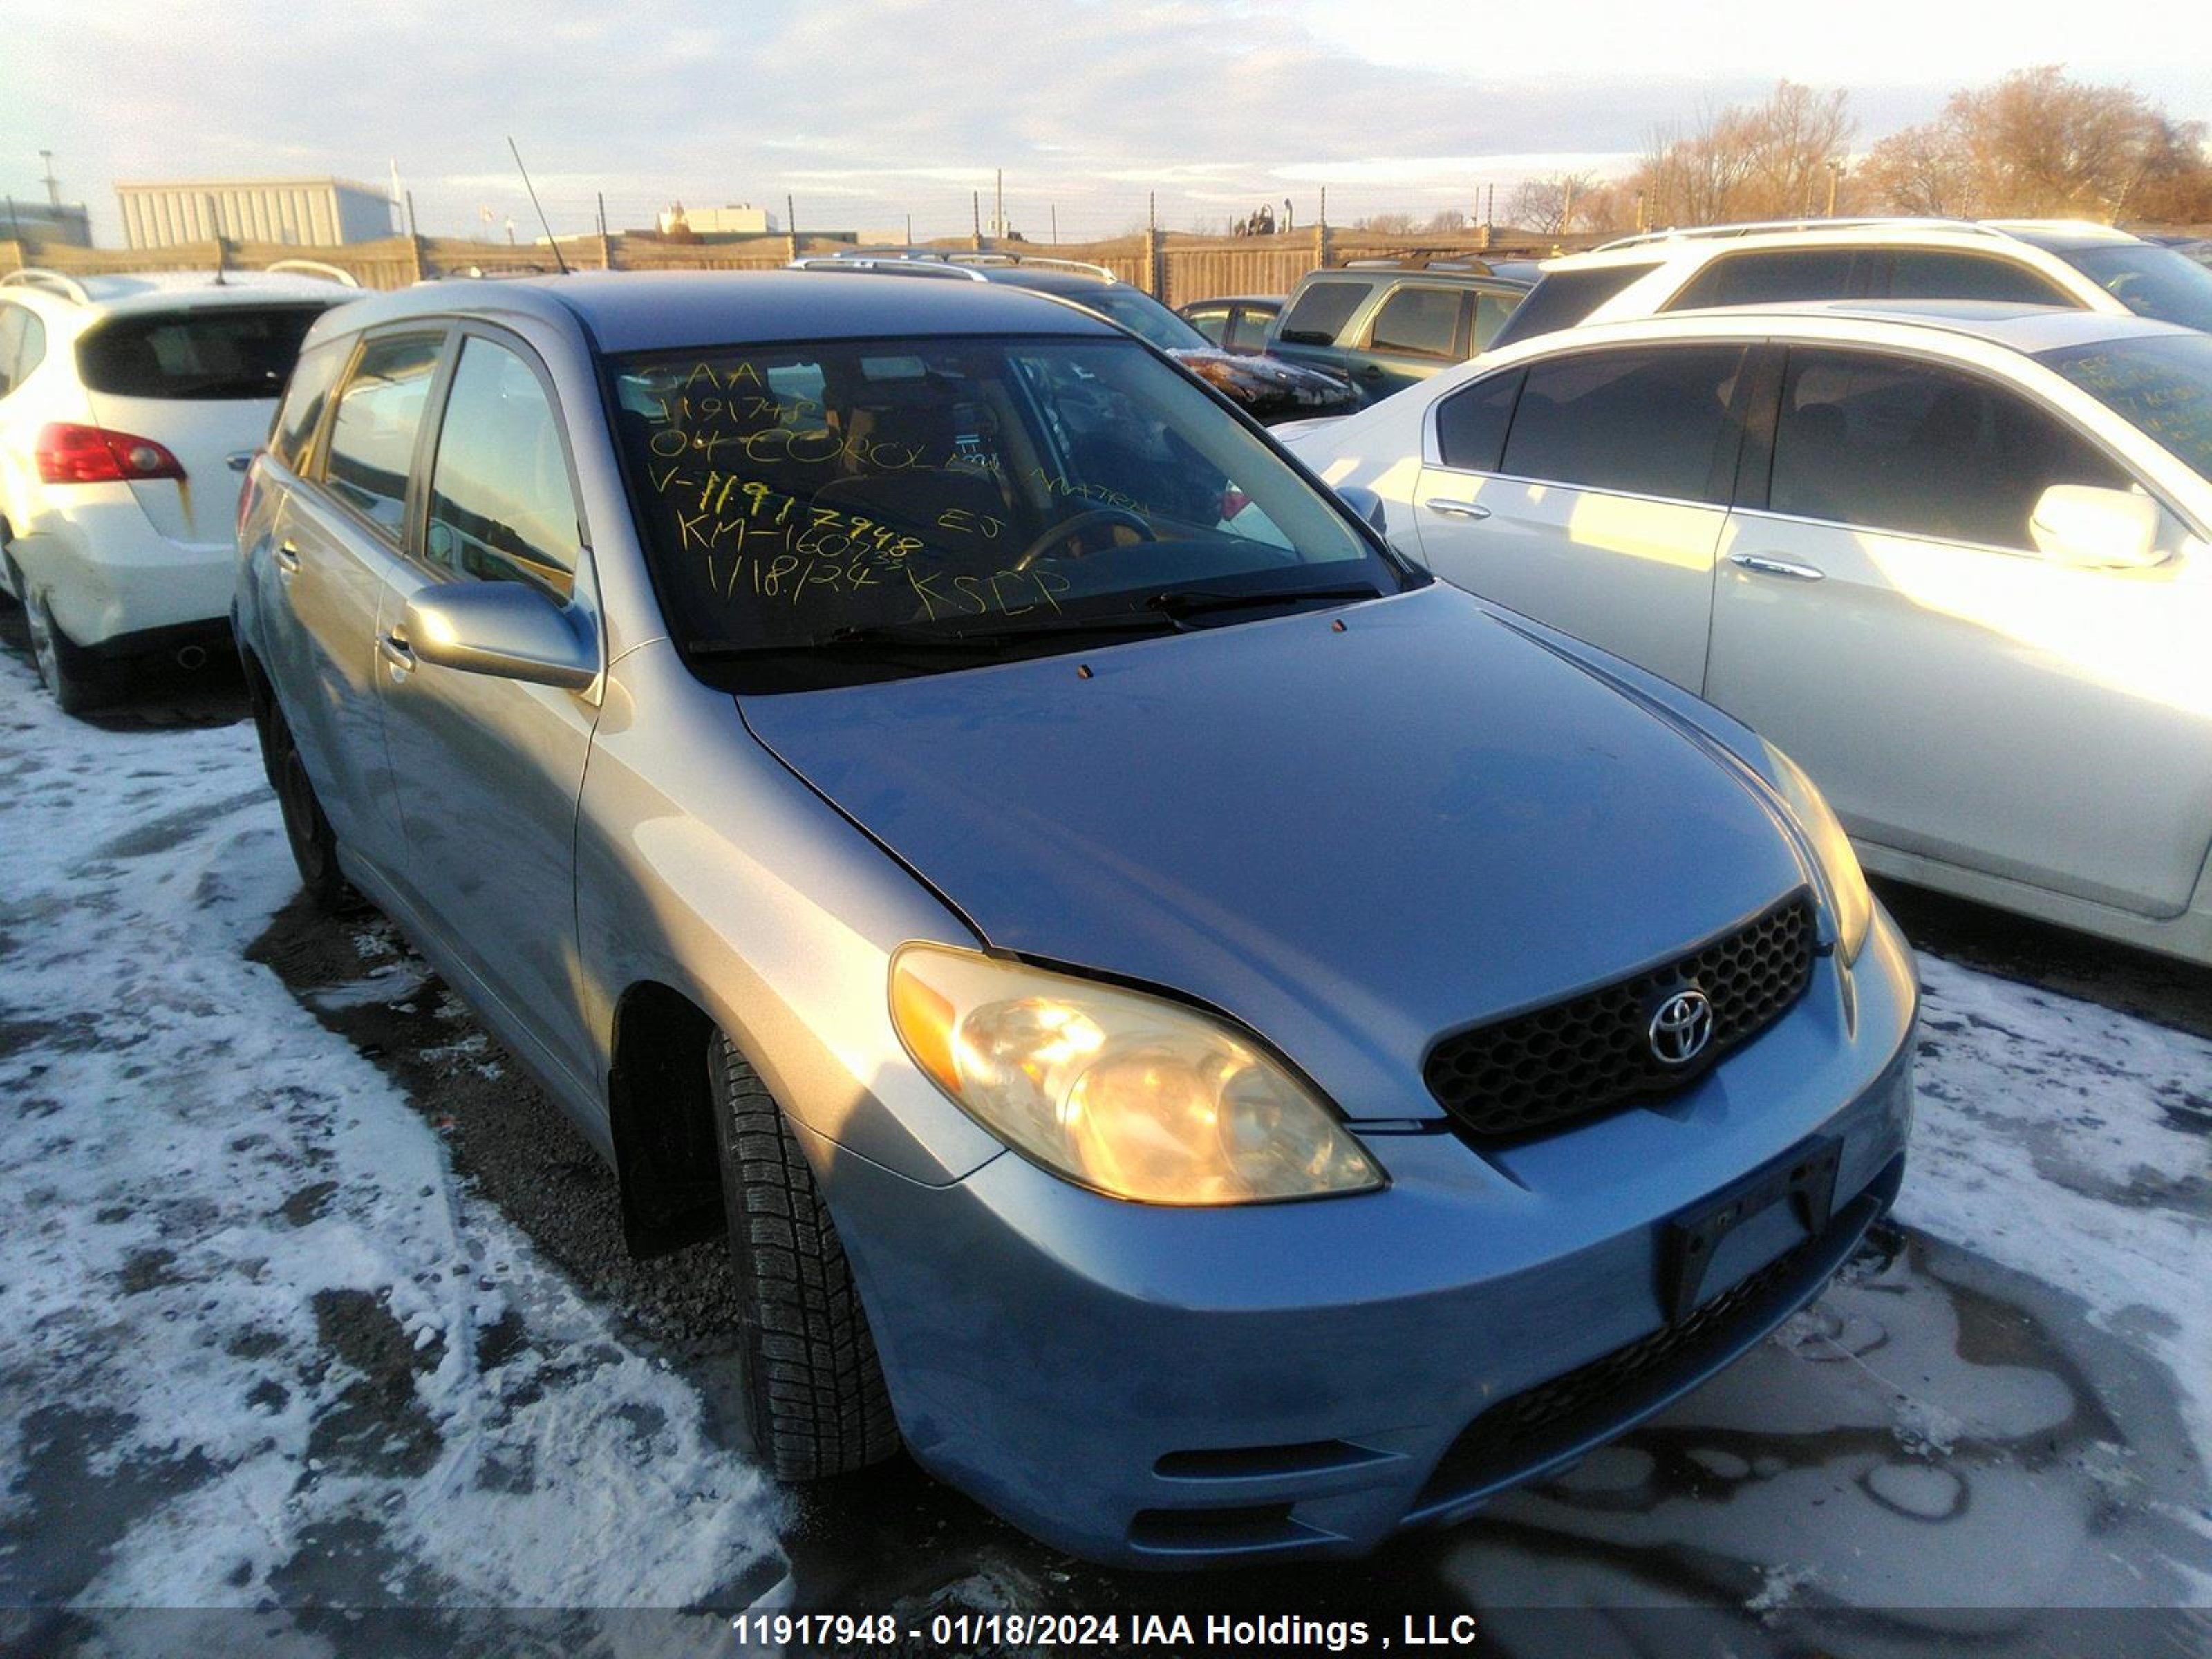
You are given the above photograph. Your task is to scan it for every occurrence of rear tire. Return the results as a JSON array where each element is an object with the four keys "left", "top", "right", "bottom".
[
  {"left": 257, "top": 693, "right": 350, "bottom": 912},
  {"left": 20, "top": 574, "right": 120, "bottom": 716},
  {"left": 709, "top": 1033, "right": 899, "bottom": 1479}
]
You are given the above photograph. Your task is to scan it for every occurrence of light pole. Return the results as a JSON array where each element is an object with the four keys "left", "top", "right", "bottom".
[{"left": 1826, "top": 160, "right": 1843, "bottom": 218}]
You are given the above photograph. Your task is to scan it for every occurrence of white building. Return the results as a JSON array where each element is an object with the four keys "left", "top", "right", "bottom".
[
  {"left": 115, "top": 178, "right": 398, "bottom": 250},
  {"left": 658, "top": 203, "right": 780, "bottom": 236}
]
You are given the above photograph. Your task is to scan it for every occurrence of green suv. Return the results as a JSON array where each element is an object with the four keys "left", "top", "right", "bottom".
[{"left": 1264, "top": 259, "right": 1531, "bottom": 399}]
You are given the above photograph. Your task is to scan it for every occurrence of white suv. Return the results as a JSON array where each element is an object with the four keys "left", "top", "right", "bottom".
[
  {"left": 1489, "top": 219, "right": 2212, "bottom": 351},
  {"left": 0, "top": 265, "right": 355, "bottom": 711}
]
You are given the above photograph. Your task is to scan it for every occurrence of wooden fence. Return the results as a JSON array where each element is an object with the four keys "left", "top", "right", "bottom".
[{"left": 0, "top": 225, "right": 1605, "bottom": 307}]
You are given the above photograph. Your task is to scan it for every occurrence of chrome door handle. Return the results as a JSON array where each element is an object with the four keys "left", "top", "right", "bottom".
[
  {"left": 377, "top": 630, "right": 417, "bottom": 674},
  {"left": 274, "top": 541, "right": 301, "bottom": 575},
  {"left": 1425, "top": 498, "right": 1491, "bottom": 521},
  {"left": 1729, "top": 553, "right": 1825, "bottom": 581}
]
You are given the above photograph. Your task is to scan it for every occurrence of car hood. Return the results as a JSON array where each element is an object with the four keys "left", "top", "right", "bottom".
[
  {"left": 738, "top": 582, "right": 1812, "bottom": 1118},
  {"left": 1168, "top": 347, "right": 1362, "bottom": 422}
]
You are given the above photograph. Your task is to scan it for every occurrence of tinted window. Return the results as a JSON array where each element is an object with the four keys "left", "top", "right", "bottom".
[
  {"left": 1882, "top": 250, "right": 2070, "bottom": 305},
  {"left": 1434, "top": 369, "right": 1524, "bottom": 473},
  {"left": 2056, "top": 245, "right": 2212, "bottom": 332},
  {"left": 426, "top": 337, "right": 581, "bottom": 599},
  {"left": 269, "top": 337, "right": 349, "bottom": 471},
  {"left": 0, "top": 304, "right": 33, "bottom": 397},
  {"left": 322, "top": 332, "right": 444, "bottom": 538},
  {"left": 1277, "top": 281, "right": 1369, "bottom": 345},
  {"left": 1770, "top": 348, "right": 2130, "bottom": 550},
  {"left": 1487, "top": 262, "right": 1660, "bottom": 349},
  {"left": 2040, "top": 332, "right": 2212, "bottom": 478},
  {"left": 1668, "top": 248, "right": 1859, "bottom": 311},
  {"left": 1472, "top": 290, "right": 1520, "bottom": 350},
  {"left": 1501, "top": 347, "right": 1746, "bottom": 502},
  {"left": 77, "top": 304, "right": 330, "bottom": 400},
  {"left": 1182, "top": 305, "right": 1231, "bottom": 346},
  {"left": 1367, "top": 287, "right": 1461, "bottom": 359},
  {"left": 1065, "top": 286, "right": 1206, "bottom": 353}
]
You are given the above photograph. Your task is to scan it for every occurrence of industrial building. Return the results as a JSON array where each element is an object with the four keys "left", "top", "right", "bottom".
[
  {"left": 1, "top": 198, "right": 93, "bottom": 247},
  {"left": 656, "top": 202, "right": 780, "bottom": 236},
  {"left": 115, "top": 178, "right": 397, "bottom": 249}
]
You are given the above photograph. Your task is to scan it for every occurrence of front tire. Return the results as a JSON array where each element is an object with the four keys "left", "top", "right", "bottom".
[{"left": 710, "top": 1033, "right": 899, "bottom": 1479}]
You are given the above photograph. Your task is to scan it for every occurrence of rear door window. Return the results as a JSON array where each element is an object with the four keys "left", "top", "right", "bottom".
[
  {"left": 1226, "top": 306, "right": 1277, "bottom": 352},
  {"left": 1501, "top": 346, "right": 1747, "bottom": 503},
  {"left": 1366, "top": 286, "right": 1461, "bottom": 359},
  {"left": 77, "top": 304, "right": 332, "bottom": 400},
  {"left": 1182, "top": 304, "right": 1231, "bottom": 346},
  {"left": 1472, "top": 290, "right": 1520, "bottom": 350},
  {"left": 1666, "top": 248, "right": 1861, "bottom": 310},
  {"left": 1276, "top": 281, "right": 1369, "bottom": 345},
  {"left": 1768, "top": 348, "right": 2131, "bottom": 549},
  {"left": 1486, "top": 262, "right": 1660, "bottom": 348},
  {"left": 424, "top": 335, "right": 582, "bottom": 599},
  {"left": 321, "top": 332, "right": 447, "bottom": 539}
]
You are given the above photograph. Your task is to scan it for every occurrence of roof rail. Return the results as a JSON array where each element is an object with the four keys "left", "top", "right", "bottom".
[
  {"left": 1593, "top": 216, "right": 1998, "bottom": 252},
  {"left": 787, "top": 255, "right": 991, "bottom": 281},
  {"left": 262, "top": 258, "right": 361, "bottom": 288},
  {"left": 1338, "top": 254, "right": 1496, "bottom": 274},
  {"left": 950, "top": 253, "right": 1118, "bottom": 281},
  {"left": 0, "top": 268, "right": 91, "bottom": 303}
]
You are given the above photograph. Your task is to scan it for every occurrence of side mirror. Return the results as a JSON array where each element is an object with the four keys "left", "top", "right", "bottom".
[
  {"left": 2027, "top": 485, "right": 2163, "bottom": 570},
  {"left": 402, "top": 582, "right": 598, "bottom": 690},
  {"left": 1335, "top": 484, "right": 1389, "bottom": 534}
]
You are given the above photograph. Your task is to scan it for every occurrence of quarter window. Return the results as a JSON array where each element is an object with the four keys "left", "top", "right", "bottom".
[
  {"left": 1472, "top": 291, "right": 1520, "bottom": 350},
  {"left": 424, "top": 337, "right": 581, "bottom": 599},
  {"left": 0, "top": 303, "right": 45, "bottom": 397},
  {"left": 1277, "top": 281, "right": 1369, "bottom": 346},
  {"left": 1769, "top": 349, "right": 2131, "bottom": 550},
  {"left": 1434, "top": 369, "right": 1524, "bottom": 473},
  {"left": 269, "top": 338, "right": 349, "bottom": 472},
  {"left": 322, "top": 332, "right": 445, "bottom": 538},
  {"left": 1500, "top": 347, "right": 1747, "bottom": 503},
  {"left": 1367, "top": 288, "right": 1461, "bottom": 359}
]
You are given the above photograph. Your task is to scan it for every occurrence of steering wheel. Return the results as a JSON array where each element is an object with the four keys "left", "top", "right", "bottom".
[{"left": 1010, "top": 506, "right": 1158, "bottom": 572}]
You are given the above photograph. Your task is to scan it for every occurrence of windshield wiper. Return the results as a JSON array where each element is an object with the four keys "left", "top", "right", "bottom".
[
  {"left": 687, "top": 611, "right": 1178, "bottom": 659},
  {"left": 1145, "top": 582, "right": 1383, "bottom": 621}
]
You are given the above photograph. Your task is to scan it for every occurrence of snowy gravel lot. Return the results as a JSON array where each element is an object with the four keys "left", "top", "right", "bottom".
[{"left": 1, "top": 635, "right": 2208, "bottom": 1658}]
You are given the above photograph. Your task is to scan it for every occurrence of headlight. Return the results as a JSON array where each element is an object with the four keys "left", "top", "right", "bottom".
[
  {"left": 1763, "top": 743, "right": 1872, "bottom": 963},
  {"left": 890, "top": 944, "right": 1383, "bottom": 1206}
]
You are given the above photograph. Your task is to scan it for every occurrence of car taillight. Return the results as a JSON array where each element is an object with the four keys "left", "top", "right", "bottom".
[{"left": 35, "top": 422, "right": 187, "bottom": 486}]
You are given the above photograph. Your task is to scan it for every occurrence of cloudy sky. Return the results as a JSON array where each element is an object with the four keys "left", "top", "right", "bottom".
[{"left": 4, "top": 0, "right": 2207, "bottom": 245}]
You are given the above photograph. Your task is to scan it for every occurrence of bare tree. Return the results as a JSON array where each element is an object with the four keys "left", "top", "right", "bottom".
[
  {"left": 1356, "top": 211, "right": 1419, "bottom": 234},
  {"left": 1426, "top": 207, "right": 1468, "bottom": 233},
  {"left": 1629, "top": 82, "right": 1853, "bottom": 226},
  {"left": 1508, "top": 172, "right": 1599, "bottom": 234}
]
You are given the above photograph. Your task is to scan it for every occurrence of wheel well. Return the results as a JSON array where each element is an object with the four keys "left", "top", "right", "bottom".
[{"left": 607, "top": 980, "right": 727, "bottom": 1259}]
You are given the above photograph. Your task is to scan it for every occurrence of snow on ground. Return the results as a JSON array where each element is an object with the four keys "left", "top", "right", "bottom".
[
  {"left": 0, "top": 639, "right": 2207, "bottom": 1633},
  {"left": 1900, "top": 955, "right": 2212, "bottom": 1454},
  {"left": 0, "top": 650, "right": 783, "bottom": 1611}
]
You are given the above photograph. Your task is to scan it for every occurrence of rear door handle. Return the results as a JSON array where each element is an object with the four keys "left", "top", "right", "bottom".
[
  {"left": 1356, "top": 364, "right": 1387, "bottom": 379},
  {"left": 1425, "top": 498, "right": 1491, "bottom": 521},
  {"left": 377, "top": 630, "right": 417, "bottom": 675},
  {"left": 1729, "top": 553, "right": 1825, "bottom": 581},
  {"left": 274, "top": 540, "right": 301, "bottom": 575}
]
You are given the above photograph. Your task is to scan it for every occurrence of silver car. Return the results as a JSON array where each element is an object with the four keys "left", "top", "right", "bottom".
[{"left": 232, "top": 272, "right": 1913, "bottom": 1566}]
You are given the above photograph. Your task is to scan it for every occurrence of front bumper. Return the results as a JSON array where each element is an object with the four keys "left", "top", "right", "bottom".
[{"left": 809, "top": 910, "right": 1918, "bottom": 1568}]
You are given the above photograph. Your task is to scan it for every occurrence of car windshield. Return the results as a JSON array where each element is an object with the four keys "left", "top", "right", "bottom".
[
  {"left": 2038, "top": 332, "right": 2212, "bottom": 479},
  {"left": 2052, "top": 245, "right": 2212, "bottom": 332},
  {"left": 610, "top": 334, "right": 1399, "bottom": 688},
  {"left": 1061, "top": 287, "right": 1210, "bottom": 353}
]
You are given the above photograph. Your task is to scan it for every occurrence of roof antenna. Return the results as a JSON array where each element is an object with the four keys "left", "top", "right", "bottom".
[{"left": 507, "top": 136, "right": 570, "bottom": 274}]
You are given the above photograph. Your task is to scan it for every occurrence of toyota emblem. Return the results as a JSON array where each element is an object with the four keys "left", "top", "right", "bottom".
[{"left": 1649, "top": 987, "right": 1714, "bottom": 1066}]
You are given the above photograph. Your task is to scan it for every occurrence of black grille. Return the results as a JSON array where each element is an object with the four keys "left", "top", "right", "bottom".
[{"left": 1423, "top": 893, "right": 1816, "bottom": 1140}]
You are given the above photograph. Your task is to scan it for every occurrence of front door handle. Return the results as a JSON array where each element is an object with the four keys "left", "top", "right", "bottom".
[
  {"left": 1425, "top": 498, "right": 1491, "bottom": 521},
  {"left": 377, "top": 629, "right": 417, "bottom": 675},
  {"left": 274, "top": 540, "right": 301, "bottom": 575},
  {"left": 1729, "top": 552, "right": 1826, "bottom": 581}
]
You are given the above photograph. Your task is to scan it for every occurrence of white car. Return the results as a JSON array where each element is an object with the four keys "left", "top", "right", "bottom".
[
  {"left": 0, "top": 265, "right": 355, "bottom": 711},
  {"left": 1489, "top": 219, "right": 2212, "bottom": 351},
  {"left": 1290, "top": 301, "right": 2212, "bottom": 964}
]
